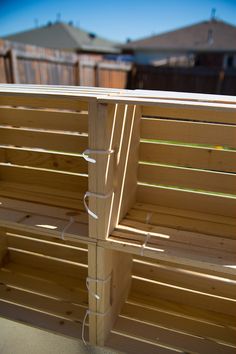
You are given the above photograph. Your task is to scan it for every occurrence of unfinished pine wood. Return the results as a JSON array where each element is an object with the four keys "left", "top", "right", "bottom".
[
  {"left": 141, "top": 102, "right": 236, "bottom": 124},
  {"left": 0, "top": 107, "right": 88, "bottom": 132},
  {"left": 96, "top": 247, "right": 132, "bottom": 346},
  {"left": 105, "top": 254, "right": 236, "bottom": 354},
  {"left": 0, "top": 94, "right": 88, "bottom": 111},
  {"left": 125, "top": 203, "right": 236, "bottom": 239},
  {"left": 0, "top": 147, "right": 87, "bottom": 175},
  {"left": 140, "top": 142, "right": 236, "bottom": 173},
  {"left": 0, "top": 165, "right": 87, "bottom": 193},
  {"left": 0, "top": 127, "right": 88, "bottom": 154},
  {"left": 138, "top": 162, "right": 236, "bottom": 194},
  {"left": 137, "top": 184, "right": 236, "bottom": 217},
  {"left": 141, "top": 118, "right": 236, "bottom": 148}
]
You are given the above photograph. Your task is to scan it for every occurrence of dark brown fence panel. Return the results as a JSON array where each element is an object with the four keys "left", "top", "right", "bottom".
[{"left": 129, "top": 65, "right": 236, "bottom": 95}]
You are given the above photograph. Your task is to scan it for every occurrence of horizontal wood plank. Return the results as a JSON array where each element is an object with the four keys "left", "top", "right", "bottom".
[
  {"left": 0, "top": 165, "right": 88, "bottom": 193},
  {"left": 1, "top": 262, "right": 87, "bottom": 304},
  {"left": 141, "top": 118, "right": 236, "bottom": 149},
  {"left": 138, "top": 163, "right": 236, "bottom": 195},
  {"left": 114, "top": 316, "right": 236, "bottom": 354},
  {"left": 0, "top": 107, "right": 88, "bottom": 132},
  {"left": 0, "top": 147, "right": 87, "bottom": 174},
  {"left": 0, "top": 94, "right": 88, "bottom": 111},
  {"left": 0, "top": 127, "right": 88, "bottom": 154},
  {"left": 7, "top": 233, "right": 88, "bottom": 264},
  {"left": 132, "top": 260, "right": 236, "bottom": 299},
  {"left": 121, "top": 301, "right": 236, "bottom": 346},
  {"left": 140, "top": 142, "right": 236, "bottom": 173},
  {"left": 130, "top": 277, "right": 236, "bottom": 316},
  {"left": 126, "top": 204, "right": 236, "bottom": 239},
  {"left": 137, "top": 184, "right": 236, "bottom": 217},
  {"left": 0, "top": 300, "right": 88, "bottom": 339},
  {"left": 141, "top": 104, "right": 236, "bottom": 124},
  {"left": 8, "top": 249, "right": 87, "bottom": 280}
]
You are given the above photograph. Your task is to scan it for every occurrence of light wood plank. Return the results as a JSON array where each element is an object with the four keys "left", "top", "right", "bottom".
[
  {"left": 122, "top": 299, "right": 236, "bottom": 344},
  {"left": 140, "top": 142, "right": 236, "bottom": 173},
  {"left": 137, "top": 184, "right": 236, "bottom": 217},
  {"left": 114, "top": 316, "right": 236, "bottom": 354},
  {"left": 0, "top": 127, "right": 88, "bottom": 154},
  {"left": 0, "top": 147, "right": 87, "bottom": 174},
  {"left": 141, "top": 118, "right": 236, "bottom": 148},
  {"left": 0, "top": 301, "right": 88, "bottom": 339},
  {"left": 0, "top": 107, "right": 88, "bottom": 132},
  {"left": 130, "top": 277, "right": 236, "bottom": 316},
  {"left": 9, "top": 249, "right": 88, "bottom": 280},
  {"left": 0, "top": 94, "right": 88, "bottom": 111},
  {"left": 126, "top": 205, "right": 236, "bottom": 239},
  {"left": 141, "top": 104, "right": 236, "bottom": 124},
  {"left": 0, "top": 165, "right": 88, "bottom": 193},
  {"left": 138, "top": 163, "right": 236, "bottom": 194},
  {"left": 132, "top": 260, "right": 236, "bottom": 299}
]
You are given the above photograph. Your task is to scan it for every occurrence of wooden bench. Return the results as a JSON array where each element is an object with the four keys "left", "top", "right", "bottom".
[
  {"left": 0, "top": 85, "right": 235, "bottom": 353},
  {"left": 91, "top": 93, "right": 236, "bottom": 352}
]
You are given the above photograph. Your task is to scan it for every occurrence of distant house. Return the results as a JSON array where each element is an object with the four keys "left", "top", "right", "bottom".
[
  {"left": 123, "top": 19, "right": 236, "bottom": 68},
  {"left": 4, "top": 22, "right": 120, "bottom": 55}
]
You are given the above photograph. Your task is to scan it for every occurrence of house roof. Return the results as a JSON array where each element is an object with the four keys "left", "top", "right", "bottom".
[
  {"left": 4, "top": 22, "right": 120, "bottom": 54},
  {"left": 123, "top": 20, "right": 236, "bottom": 52}
]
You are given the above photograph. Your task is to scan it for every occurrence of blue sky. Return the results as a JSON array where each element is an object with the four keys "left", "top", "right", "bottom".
[{"left": 0, "top": 0, "right": 235, "bottom": 42}]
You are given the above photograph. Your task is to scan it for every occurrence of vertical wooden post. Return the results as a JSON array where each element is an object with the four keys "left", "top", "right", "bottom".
[
  {"left": 76, "top": 60, "right": 80, "bottom": 86},
  {"left": 96, "top": 246, "right": 132, "bottom": 346},
  {"left": 88, "top": 100, "right": 141, "bottom": 240},
  {"left": 9, "top": 49, "right": 19, "bottom": 84},
  {"left": 88, "top": 243, "right": 97, "bottom": 344}
]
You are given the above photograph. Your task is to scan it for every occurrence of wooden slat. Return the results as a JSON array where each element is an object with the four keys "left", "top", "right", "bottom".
[
  {"left": 114, "top": 316, "right": 236, "bottom": 354},
  {"left": 7, "top": 233, "right": 88, "bottom": 264},
  {"left": 106, "top": 331, "right": 180, "bottom": 354},
  {"left": 137, "top": 184, "right": 236, "bottom": 217},
  {"left": 0, "top": 147, "right": 88, "bottom": 174},
  {"left": 0, "top": 301, "right": 88, "bottom": 339},
  {"left": 0, "top": 165, "right": 87, "bottom": 193},
  {"left": 130, "top": 277, "right": 236, "bottom": 316},
  {"left": 128, "top": 292, "right": 236, "bottom": 331},
  {"left": 140, "top": 142, "right": 236, "bottom": 173},
  {"left": 0, "top": 262, "right": 87, "bottom": 304},
  {"left": 0, "top": 127, "right": 88, "bottom": 154},
  {"left": 141, "top": 104, "right": 236, "bottom": 124},
  {"left": 141, "top": 118, "right": 236, "bottom": 148},
  {"left": 138, "top": 163, "right": 236, "bottom": 195},
  {"left": 0, "top": 283, "right": 86, "bottom": 322},
  {"left": 112, "top": 229, "right": 236, "bottom": 269},
  {"left": 9, "top": 249, "right": 87, "bottom": 280},
  {"left": 0, "top": 181, "right": 84, "bottom": 209},
  {"left": 0, "top": 94, "right": 88, "bottom": 111},
  {"left": 0, "top": 107, "right": 88, "bottom": 132},
  {"left": 132, "top": 260, "right": 236, "bottom": 299},
  {"left": 0, "top": 197, "right": 87, "bottom": 224},
  {"left": 121, "top": 298, "right": 236, "bottom": 346},
  {"left": 120, "top": 219, "right": 236, "bottom": 254},
  {"left": 126, "top": 204, "right": 236, "bottom": 239}
]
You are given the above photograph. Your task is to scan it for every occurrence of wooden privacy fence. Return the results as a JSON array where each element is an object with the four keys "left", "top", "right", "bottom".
[
  {"left": 0, "top": 39, "right": 131, "bottom": 88},
  {"left": 129, "top": 65, "right": 236, "bottom": 95},
  {"left": 0, "top": 84, "right": 235, "bottom": 354}
]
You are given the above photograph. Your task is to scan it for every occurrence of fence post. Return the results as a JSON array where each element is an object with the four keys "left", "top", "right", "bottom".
[{"left": 9, "top": 49, "right": 19, "bottom": 84}]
